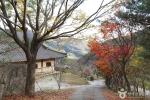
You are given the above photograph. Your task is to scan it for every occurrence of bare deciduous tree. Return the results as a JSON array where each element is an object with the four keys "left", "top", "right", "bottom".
[
  {"left": 77, "top": 62, "right": 86, "bottom": 77},
  {"left": 53, "top": 71, "right": 63, "bottom": 90},
  {"left": 0, "top": 0, "right": 115, "bottom": 97}
]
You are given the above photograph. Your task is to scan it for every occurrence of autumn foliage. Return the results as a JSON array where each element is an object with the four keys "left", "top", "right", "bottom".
[
  {"left": 101, "top": 21, "right": 117, "bottom": 38},
  {"left": 89, "top": 19, "right": 133, "bottom": 77},
  {"left": 89, "top": 18, "right": 137, "bottom": 92},
  {"left": 88, "top": 38, "right": 132, "bottom": 77}
]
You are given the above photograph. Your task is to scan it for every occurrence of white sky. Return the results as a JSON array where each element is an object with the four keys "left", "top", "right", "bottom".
[
  {"left": 80, "top": 0, "right": 101, "bottom": 15},
  {"left": 80, "top": 0, "right": 113, "bottom": 14}
]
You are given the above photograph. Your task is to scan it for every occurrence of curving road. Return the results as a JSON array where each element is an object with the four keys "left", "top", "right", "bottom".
[
  {"left": 35, "top": 76, "right": 106, "bottom": 100},
  {"left": 68, "top": 79, "right": 106, "bottom": 100}
]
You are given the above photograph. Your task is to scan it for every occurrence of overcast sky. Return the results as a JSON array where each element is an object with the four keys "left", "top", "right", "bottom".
[
  {"left": 80, "top": 0, "right": 114, "bottom": 15},
  {"left": 80, "top": 0, "right": 101, "bottom": 15}
]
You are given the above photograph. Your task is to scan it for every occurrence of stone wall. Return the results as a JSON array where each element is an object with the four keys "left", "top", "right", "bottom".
[{"left": 0, "top": 65, "right": 26, "bottom": 100}]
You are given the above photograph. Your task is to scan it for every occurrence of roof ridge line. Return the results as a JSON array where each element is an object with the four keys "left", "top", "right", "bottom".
[{"left": 42, "top": 43, "right": 67, "bottom": 55}]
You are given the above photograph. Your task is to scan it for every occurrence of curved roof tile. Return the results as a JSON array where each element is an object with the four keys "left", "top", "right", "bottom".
[{"left": 0, "top": 44, "right": 67, "bottom": 62}]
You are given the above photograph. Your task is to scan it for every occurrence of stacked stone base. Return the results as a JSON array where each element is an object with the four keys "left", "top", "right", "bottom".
[{"left": 0, "top": 65, "right": 26, "bottom": 100}]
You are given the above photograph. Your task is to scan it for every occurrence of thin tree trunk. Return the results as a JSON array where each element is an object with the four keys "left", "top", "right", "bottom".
[
  {"left": 142, "top": 80, "right": 145, "bottom": 95},
  {"left": 122, "top": 63, "right": 131, "bottom": 92},
  {"left": 120, "top": 76, "right": 124, "bottom": 88},
  {"left": 25, "top": 59, "right": 36, "bottom": 97},
  {"left": 123, "top": 70, "right": 130, "bottom": 91}
]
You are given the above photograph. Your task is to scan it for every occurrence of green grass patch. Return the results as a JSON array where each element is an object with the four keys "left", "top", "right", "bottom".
[{"left": 63, "top": 73, "right": 89, "bottom": 85}]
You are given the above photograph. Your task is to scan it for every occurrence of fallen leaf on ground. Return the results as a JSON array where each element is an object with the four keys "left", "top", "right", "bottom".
[
  {"left": 2, "top": 88, "right": 75, "bottom": 100},
  {"left": 103, "top": 88, "right": 147, "bottom": 100}
]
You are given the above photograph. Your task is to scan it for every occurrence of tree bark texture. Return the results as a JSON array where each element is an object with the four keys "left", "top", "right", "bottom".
[{"left": 25, "top": 60, "right": 36, "bottom": 97}]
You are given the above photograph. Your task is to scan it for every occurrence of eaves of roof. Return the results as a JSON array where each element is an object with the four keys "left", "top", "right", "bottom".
[{"left": 0, "top": 44, "right": 67, "bottom": 62}]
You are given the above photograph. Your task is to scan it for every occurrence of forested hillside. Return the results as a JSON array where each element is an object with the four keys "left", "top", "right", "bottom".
[{"left": 44, "top": 39, "right": 89, "bottom": 59}]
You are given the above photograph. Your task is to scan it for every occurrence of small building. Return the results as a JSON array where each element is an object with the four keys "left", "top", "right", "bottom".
[{"left": 0, "top": 43, "right": 67, "bottom": 74}]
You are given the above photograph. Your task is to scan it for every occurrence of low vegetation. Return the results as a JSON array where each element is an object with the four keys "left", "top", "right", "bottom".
[{"left": 63, "top": 73, "right": 88, "bottom": 85}]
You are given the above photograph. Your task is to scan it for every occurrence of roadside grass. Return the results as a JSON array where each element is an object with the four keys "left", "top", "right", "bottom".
[
  {"left": 35, "top": 72, "right": 89, "bottom": 86},
  {"left": 91, "top": 74, "right": 103, "bottom": 80},
  {"left": 63, "top": 73, "right": 89, "bottom": 85},
  {"left": 35, "top": 73, "right": 53, "bottom": 81}
]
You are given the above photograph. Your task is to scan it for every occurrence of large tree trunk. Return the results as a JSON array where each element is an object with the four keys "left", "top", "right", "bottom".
[
  {"left": 25, "top": 57, "right": 36, "bottom": 97},
  {"left": 24, "top": 41, "right": 39, "bottom": 98}
]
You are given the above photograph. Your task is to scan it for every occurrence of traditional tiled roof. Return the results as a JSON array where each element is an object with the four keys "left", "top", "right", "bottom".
[{"left": 0, "top": 43, "right": 67, "bottom": 62}]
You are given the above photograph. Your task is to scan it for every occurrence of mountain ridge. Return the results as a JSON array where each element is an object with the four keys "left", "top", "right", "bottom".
[{"left": 44, "top": 39, "right": 89, "bottom": 59}]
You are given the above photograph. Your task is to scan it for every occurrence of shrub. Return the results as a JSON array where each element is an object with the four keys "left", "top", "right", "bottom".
[
  {"left": 84, "top": 68, "right": 91, "bottom": 76},
  {"left": 90, "top": 76, "right": 94, "bottom": 81}
]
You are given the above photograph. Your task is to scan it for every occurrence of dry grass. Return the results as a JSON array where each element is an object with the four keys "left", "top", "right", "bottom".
[
  {"left": 63, "top": 73, "right": 88, "bottom": 85},
  {"left": 2, "top": 88, "right": 75, "bottom": 100}
]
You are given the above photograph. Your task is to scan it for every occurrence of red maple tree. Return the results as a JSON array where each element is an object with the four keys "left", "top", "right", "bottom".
[{"left": 89, "top": 19, "right": 135, "bottom": 92}]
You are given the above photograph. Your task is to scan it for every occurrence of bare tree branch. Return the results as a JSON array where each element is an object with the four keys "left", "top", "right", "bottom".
[
  {"left": 10, "top": 0, "right": 23, "bottom": 23},
  {"left": 0, "top": 15, "right": 22, "bottom": 28}
]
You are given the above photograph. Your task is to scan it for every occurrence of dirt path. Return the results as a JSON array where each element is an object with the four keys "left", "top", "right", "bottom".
[
  {"left": 35, "top": 75, "right": 106, "bottom": 100},
  {"left": 68, "top": 79, "right": 106, "bottom": 100}
]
